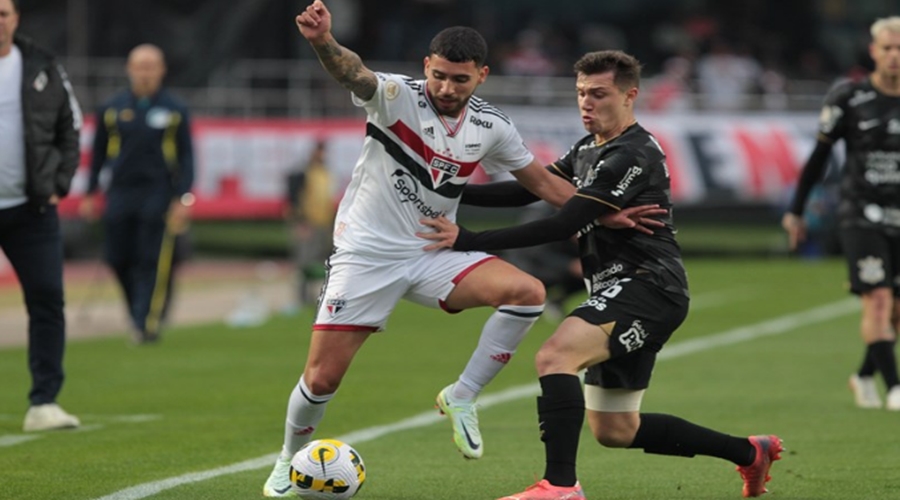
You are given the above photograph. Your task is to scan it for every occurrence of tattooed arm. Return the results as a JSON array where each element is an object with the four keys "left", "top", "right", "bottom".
[{"left": 295, "top": 0, "right": 377, "bottom": 101}]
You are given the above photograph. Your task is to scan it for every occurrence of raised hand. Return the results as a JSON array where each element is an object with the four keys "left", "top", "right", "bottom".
[{"left": 296, "top": 0, "right": 332, "bottom": 41}]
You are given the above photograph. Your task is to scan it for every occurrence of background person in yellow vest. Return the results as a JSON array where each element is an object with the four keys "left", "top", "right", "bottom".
[
  {"left": 283, "top": 140, "right": 337, "bottom": 312},
  {"left": 80, "top": 44, "right": 195, "bottom": 344}
]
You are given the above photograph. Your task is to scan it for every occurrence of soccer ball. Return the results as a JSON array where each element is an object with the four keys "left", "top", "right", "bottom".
[{"left": 289, "top": 439, "right": 366, "bottom": 499}]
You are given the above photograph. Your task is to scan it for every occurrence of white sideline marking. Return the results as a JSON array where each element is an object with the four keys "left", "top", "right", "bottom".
[
  {"left": 0, "top": 434, "right": 41, "bottom": 447},
  {"left": 93, "top": 297, "right": 858, "bottom": 500},
  {"left": 688, "top": 288, "right": 757, "bottom": 311},
  {"left": 0, "top": 414, "right": 162, "bottom": 448}
]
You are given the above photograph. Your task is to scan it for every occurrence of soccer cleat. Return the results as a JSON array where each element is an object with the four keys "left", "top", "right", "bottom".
[
  {"left": 497, "top": 479, "right": 586, "bottom": 500},
  {"left": 849, "top": 374, "right": 882, "bottom": 409},
  {"left": 262, "top": 455, "right": 294, "bottom": 497},
  {"left": 435, "top": 384, "right": 483, "bottom": 459},
  {"left": 23, "top": 403, "right": 80, "bottom": 432},
  {"left": 886, "top": 386, "right": 900, "bottom": 411},
  {"left": 736, "top": 435, "right": 783, "bottom": 498}
]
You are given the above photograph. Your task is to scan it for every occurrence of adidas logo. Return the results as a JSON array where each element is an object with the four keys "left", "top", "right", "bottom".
[
  {"left": 423, "top": 126, "right": 435, "bottom": 138},
  {"left": 490, "top": 353, "right": 512, "bottom": 364}
]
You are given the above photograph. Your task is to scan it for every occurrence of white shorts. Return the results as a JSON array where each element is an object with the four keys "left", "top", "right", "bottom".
[{"left": 313, "top": 247, "right": 497, "bottom": 332}]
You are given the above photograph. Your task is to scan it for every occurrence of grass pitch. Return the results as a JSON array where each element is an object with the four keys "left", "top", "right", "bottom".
[{"left": 1, "top": 258, "right": 897, "bottom": 499}]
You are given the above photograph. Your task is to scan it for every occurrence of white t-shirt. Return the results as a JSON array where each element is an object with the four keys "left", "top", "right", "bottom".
[
  {"left": 334, "top": 72, "right": 534, "bottom": 258},
  {"left": 0, "top": 45, "right": 27, "bottom": 209}
]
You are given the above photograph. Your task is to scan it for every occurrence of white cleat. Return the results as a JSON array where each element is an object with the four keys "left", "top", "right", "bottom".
[
  {"left": 23, "top": 403, "right": 80, "bottom": 432},
  {"left": 436, "top": 384, "right": 483, "bottom": 459},
  {"left": 262, "top": 455, "right": 294, "bottom": 497},
  {"left": 849, "top": 374, "right": 882, "bottom": 409},
  {"left": 885, "top": 386, "right": 900, "bottom": 411}
]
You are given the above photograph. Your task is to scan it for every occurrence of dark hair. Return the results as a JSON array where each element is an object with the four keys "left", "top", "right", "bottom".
[
  {"left": 11, "top": 0, "right": 19, "bottom": 12},
  {"left": 574, "top": 50, "right": 642, "bottom": 90},
  {"left": 429, "top": 27, "right": 488, "bottom": 66}
]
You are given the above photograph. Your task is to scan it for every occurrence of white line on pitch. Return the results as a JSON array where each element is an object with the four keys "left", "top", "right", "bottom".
[
  {"left": 92, "top": 297, "right": 858, "bottom": 500},
  {"left": 0, "top": 414, "right": 161, "bottom": 448}
]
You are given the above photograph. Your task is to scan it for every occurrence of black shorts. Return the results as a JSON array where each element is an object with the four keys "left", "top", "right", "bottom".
[
  {"left": 840, "top": 227, "right": 900, "bottom": 295},
  {"left": 570, "top": 277, "right": 689, "bottom": 390}
]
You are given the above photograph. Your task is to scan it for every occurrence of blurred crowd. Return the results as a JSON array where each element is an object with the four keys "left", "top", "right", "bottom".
[{"left": 352, "top": 0, "right": 882, "bottom": 111}]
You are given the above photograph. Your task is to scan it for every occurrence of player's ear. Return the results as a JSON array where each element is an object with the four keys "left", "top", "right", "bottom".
[
  {"left": 478, "top": 64, "right": 490, "bottom": 84},
  {"left": 624, "top": 87, "right": 638, "bottom": 107},
  {"left": 423, "top": 56, "right": 431, "bottom": 77}
]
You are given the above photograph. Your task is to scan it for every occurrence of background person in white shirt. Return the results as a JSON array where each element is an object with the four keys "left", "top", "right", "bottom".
[{"left": 0, "top": 0, "right": 82, "bottom": 432}]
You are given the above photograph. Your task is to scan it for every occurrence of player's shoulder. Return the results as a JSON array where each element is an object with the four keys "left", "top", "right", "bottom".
[
  {"left": 612, "top": 124, "right": 664, "bottom": 158},
  {"left": 466, "top": 95, "right": 513, "bottom": 127},
  {"left": 824, "top": 77, "right": 868, "bottom": 103},
  {"left": 374, "top": 72, "right": 424, "bottom": 93}
]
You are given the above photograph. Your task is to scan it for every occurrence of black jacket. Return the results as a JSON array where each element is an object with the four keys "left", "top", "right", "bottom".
[{"left": 14, "top": 34, "right": 82, "bottom": 205}]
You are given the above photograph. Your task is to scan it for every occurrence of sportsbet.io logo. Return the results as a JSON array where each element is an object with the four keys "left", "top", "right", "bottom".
[{"left": 391, "top": 170, "right": 445, "bottom": 219}]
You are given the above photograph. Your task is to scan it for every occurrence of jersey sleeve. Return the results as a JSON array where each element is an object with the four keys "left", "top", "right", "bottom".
[
  {"left": 817, "top": 82, "right": 851, "bottom": 143},
  {"left": 350, "top": 72, "right": 412, "bottom": 125},
  {"left": 577, "top": 145, "right": 653, "bottom": 210},
  {"left": 478, "top": 122, "right": 535, "bottom": 175}
]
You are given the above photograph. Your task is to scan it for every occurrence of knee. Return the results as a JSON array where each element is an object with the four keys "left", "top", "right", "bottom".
[
  {"left": 534, "top": 339, "right": 576, "bottom": 375},
  {"left": 303, "top": 368, "right": 341, "bottom": 396},
  {"left": 501, "top": 274, "right": 546, "bottom": 306}
]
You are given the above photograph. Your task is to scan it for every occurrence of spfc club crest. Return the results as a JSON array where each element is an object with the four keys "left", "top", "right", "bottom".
[
  {"left": 326, "top": 296, "right": 347, "bottom": 317},
  {"left": 429, "top": 157, "right": 460, "bottom": 188}
]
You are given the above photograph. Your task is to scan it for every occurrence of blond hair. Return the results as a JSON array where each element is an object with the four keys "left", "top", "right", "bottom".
[{"left": 871, "top": 16, "right": 900, "bottom": 38}]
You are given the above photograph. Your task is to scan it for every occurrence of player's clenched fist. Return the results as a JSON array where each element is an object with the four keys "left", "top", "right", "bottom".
[{"left": 296, "top": 0, "right": 332, "bottom": 41}]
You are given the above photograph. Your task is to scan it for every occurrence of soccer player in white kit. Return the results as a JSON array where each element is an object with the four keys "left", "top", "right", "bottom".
[{"left": 264, "top": 2, "right": 655, "bottom": 495}]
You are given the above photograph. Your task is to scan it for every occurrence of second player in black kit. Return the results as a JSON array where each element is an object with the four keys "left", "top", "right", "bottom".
[
  {"left": 421, "top": 50, "right": 781, "bottom": 500},
  {"left": 783, "top": 16, "right": 900, "bottom": 411}
]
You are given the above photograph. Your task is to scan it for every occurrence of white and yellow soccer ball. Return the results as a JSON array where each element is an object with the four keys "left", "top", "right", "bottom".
[{"left": 289, "top": 439, "right": 366, "bottom": 499}]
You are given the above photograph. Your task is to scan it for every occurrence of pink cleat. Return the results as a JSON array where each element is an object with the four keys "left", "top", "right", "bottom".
[
  {"left": 497, "top": 479, "right": 586, "bottom": 500},
  {"left": 736, "top": 435, "right": 783, "bottom": 497}
]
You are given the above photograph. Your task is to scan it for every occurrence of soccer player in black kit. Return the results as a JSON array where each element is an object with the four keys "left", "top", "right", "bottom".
[
  {"left": 783, "top": 16, "right": 900, "bottom": 411},
  {"left": 420, "top": 50, "right": 782, "bottom": 499}
]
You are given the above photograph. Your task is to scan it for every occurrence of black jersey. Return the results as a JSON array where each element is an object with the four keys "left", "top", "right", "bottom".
[
  {"left": 552, "top": 124, "right": 689, "bottom": 298},
  {"left": 818, "top": 79, "right": 900, "bottom": 230}
]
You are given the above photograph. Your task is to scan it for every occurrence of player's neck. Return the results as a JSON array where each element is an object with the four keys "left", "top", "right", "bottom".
[
  {"left": 594, "top": 119, "right": 636, "bottom": 146},
  {"left": 871, "top": 72, "right": 900, "bottom": 96}
]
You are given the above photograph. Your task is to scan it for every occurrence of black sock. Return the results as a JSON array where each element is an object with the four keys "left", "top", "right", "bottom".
[
  {"left": 538, "top": 374, "right": 584, "bottom": 487},
  {"left": 870, "top": 340, "right": 900, "bottom": 389},
  {"left": 858, "top": 345, "right": 877, "bottom": 377},
  {"left": 629, "top": 413, "right": 755, "bottom": 466}
]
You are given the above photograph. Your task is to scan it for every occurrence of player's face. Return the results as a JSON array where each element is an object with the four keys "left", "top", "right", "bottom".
[
  {"left": 576, "top": 71, "right": 637, "bottom": 138},
  {"left": 424, "top": 55, "right": 488, "bottom": 117},
  {"left": 0, "top": 0, "right": 19, "bottom": 56},
  {"left": 127, "top": 48, "right": 166, "bottom": 97},
  {"left": 870, "top": 30, "right": 900, "bottom": 77}
]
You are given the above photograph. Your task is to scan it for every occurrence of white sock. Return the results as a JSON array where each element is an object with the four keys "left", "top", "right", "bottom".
[
  {"left": 452, "top": 304, "right": 544, "bottom": 402},
  {"left": 281, "top": 375, "right": 334, "bottom": 459}
]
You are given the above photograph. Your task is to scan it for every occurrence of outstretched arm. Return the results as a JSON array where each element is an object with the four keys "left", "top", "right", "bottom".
[
  {"left": 417, "top": 197, "right": 665, "bottom": 251},
  {"left": 296, "top": 0, "right": 378, "bottom": 101}
]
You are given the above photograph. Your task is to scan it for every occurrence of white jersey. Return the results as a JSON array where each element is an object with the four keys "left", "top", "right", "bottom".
[{"left": 334, "top": 72, "right": 534, "bottom": 258}]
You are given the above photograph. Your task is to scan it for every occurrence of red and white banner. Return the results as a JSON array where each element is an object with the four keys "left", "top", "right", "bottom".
[{"left": 59, "top": 111, "right": 831, "bottom": 220}]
